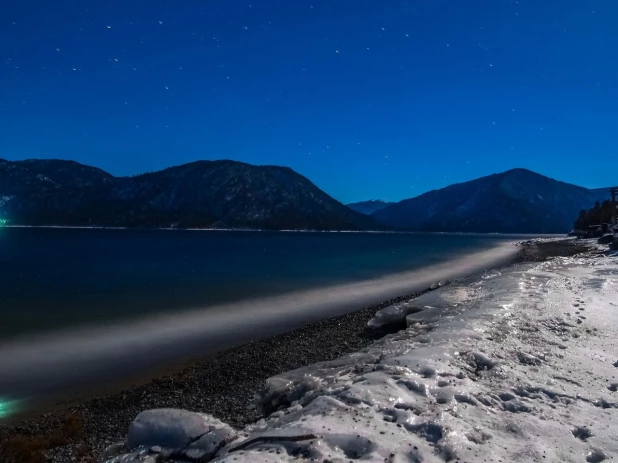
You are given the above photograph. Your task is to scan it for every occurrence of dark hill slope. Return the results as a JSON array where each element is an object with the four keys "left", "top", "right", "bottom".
[
  {"left": 373, "top": 169, "right": 608, "bottom": 233},
  {"left": 0, "top": 159, "right": 373, "bottom": 230}
]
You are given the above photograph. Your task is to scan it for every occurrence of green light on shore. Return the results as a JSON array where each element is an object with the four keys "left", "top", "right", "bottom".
[
  {"left": 0, "top": 398, "right": 20, "bottom": 419},
  {"left": 0, "top": 219, "right": 6, "bottom": 226}
]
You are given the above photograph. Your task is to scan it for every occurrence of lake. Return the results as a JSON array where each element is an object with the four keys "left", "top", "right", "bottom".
[{"left": 1, "top": 227, "right": 530, "bottom": 340}]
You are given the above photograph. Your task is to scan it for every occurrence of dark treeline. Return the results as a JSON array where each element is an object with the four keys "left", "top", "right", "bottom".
[{"left": 574, "top": 200, "right": 616, "bottom": 230}]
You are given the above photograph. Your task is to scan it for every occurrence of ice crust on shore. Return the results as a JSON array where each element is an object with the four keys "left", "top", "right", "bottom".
[{"left": 103, "top": 252, "right": 618, "bottom": 462}]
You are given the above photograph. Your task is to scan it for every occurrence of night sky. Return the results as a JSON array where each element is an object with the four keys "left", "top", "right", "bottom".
[{"left": 1, "top": 1, "right": 617, "bottom": 203}]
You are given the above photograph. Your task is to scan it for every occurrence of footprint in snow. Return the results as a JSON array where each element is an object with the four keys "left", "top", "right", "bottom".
[
  {"left": 586, "top": 450, "right": 607, "bottom": 462},
  {"left": 571, "top": 426, "right": 592, "bottom": 441}
]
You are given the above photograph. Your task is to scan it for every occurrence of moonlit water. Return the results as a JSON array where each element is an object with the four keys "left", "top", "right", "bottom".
[
  {"left": 0, "top": 228, "right": 534, "bottom": 339},
  {"left": 0, "top": 228, "right": 531, "bottom": 413}
]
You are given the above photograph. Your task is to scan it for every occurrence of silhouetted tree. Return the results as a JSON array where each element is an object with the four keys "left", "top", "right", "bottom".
[{"left": 574, "top": 200, "right": 615, "bottom": 230}]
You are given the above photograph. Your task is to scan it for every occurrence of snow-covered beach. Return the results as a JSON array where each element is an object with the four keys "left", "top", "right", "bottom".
[
  {"left": 93, "top": 241, "right": 618, "bottom": 463},
  {"left": 2, "top": 239, "right": 611, "bottom": 463}
]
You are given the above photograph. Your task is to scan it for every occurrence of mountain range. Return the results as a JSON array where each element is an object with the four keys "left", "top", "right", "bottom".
[
  {"left": 0, "top": 159, "right": 371, "bottom": 230},
  {"left": 0, "top": 159, "right": 610, "bottom": 233},
  {"left": 346, "top": 200, "right": 393, "bottom": 215}
]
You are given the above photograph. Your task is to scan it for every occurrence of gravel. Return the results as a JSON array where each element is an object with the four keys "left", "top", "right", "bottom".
[{"left": 0, "top": 239, "right": 590, "bottom": 462}]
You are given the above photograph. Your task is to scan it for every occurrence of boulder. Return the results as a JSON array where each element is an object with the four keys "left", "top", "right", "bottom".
[
  {"left": 367, "top": 302, "right": 424, "bottom": 332},
  {"left": 104, "top": 409, "right": 239, "bottom": 461}
]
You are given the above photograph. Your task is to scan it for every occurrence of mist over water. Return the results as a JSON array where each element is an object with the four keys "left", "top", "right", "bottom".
[{"left": 0, "top": 228, "right": 529, "bottom": 413}]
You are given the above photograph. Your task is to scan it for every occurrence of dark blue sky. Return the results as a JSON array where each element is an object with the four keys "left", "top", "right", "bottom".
[{"left": 1, "top": 1, "right": 616, "bottom": 203}]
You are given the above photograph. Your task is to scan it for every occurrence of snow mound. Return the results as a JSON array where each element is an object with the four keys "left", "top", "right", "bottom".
[
  {"left": 102, "top": 409, "right": 237, "bottom": 462},
  {"left": 367, "top": 301, "right": 425, "bottom": 330}
]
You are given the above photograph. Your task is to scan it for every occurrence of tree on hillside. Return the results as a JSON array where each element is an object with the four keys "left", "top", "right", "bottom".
[{"left": 574, "top": 200, "right": 615, "bottom": 230}]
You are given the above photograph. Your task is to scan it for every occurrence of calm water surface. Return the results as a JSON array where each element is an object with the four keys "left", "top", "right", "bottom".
[{"left": 0, "top": 228, "right": 532, "bottom": 339}]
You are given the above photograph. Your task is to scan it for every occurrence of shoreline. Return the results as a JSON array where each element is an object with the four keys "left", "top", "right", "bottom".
[
  {"left": 0, "top": 239, "right": 589, "bottom": 462},
  {"left": 3, "top": 224, "right": 557, "bottom": 236},
  {"left": 0, "top": 241, "right": 523, "bottom": 407},
  {"left": 203, "top": 239, "right": 616, "bottom": 462}
]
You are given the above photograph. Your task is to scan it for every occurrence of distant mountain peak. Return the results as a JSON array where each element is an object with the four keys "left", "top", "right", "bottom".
[
  {"left": 372, "top": 169, "right": 609, "bottom": 233},
  {"left": 347, "top": 200, "right": 393, "bottom": 215},
  {"left": 503, "top": 167, "right": 536, "bottom": 175}
]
